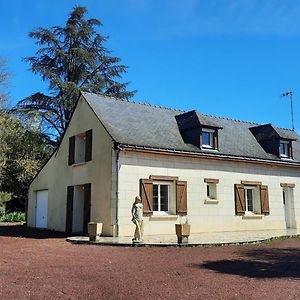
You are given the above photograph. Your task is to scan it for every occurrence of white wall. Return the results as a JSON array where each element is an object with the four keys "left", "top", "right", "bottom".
[
  {"left": 116, "top": 150, "right": 300, "bottom": 236},
  {"left": 27, "top": 97, "right": 114, "bottom": 235}
]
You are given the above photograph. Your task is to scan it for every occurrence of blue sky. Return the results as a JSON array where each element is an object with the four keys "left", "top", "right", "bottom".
[{"left": 1, "top": 0, "right": 300, "bottom": 132}]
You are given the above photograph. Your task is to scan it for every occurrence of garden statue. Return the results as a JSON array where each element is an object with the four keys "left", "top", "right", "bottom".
[{"left": 131, "top": 196, "right": 144, "bottom": 243}]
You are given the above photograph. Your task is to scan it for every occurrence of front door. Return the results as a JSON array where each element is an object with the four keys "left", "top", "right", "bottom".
[
  {"left": 283, "top": 188, "right": 295, "bottom": 229},
  {"left": 36, "top": 190, "right": 48, "bottom": 228}
]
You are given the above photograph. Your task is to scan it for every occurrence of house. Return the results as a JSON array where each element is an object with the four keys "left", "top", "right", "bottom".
[{"left": 27, "top": 92, "right": 300, "bottom": 237}]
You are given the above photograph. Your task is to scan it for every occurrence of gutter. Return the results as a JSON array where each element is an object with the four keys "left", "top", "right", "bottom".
[{"left": 116, "top": 143, "right": 300, "bottom": 169}]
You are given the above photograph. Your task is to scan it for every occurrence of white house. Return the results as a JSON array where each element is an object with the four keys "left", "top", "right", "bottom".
[{"left": 27, "top": 92, "right": 300, "bottom": 237}]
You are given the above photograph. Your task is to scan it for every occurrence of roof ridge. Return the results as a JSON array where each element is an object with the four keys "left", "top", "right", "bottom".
[
  {"left": 200, "top": 112, "right": 260, "bottom": 126},
  {"left": 82, "top": 91, "right": 185, "bottom": 113},
  {"left": 274, "top": 126, "right": 295, "bottom": 132}
]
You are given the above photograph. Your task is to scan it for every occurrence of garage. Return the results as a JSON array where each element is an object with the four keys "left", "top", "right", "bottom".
[{"left": 36, "top": 190, "right": 48, "bottom": 228}]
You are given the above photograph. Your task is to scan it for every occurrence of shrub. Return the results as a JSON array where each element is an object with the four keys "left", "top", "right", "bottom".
[{"left": 0, "top": 212, "right": 25, "bottom": 222}]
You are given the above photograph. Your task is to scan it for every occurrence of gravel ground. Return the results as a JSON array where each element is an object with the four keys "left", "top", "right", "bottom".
[{"left": 1, "top": 224, "right": 300, "bottom": 300}]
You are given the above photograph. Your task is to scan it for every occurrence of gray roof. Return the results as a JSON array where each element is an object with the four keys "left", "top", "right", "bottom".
[{"left": 82, "top": 92, "right": 300, "bottom": 163}]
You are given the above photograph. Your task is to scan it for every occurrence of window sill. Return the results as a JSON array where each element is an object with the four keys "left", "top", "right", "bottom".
[
  {"left": 205, "top": 198, "right": 219, "bottom": 204},
  {"left": 280, "top": 157, "right": 293, "bottom": 161},
  {"left": 72, "top": 161, "right": 87, "bottom": 167},
  {"left": 201, "top": 147, "right": 219, "bottom": 152},
  {"left": 242, "top": 214, "right": 264, "bottom": 220},
  {"left": 149, "top": 215, "right": 178, "bottom": 221}
]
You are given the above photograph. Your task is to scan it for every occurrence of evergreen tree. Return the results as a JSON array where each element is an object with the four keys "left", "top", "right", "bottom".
[
  {"left": 16, "top": 6, "right": 135, "bottom": 141},
  {"left": 0, "top": 57, "right": 9, "bottom": 107}
]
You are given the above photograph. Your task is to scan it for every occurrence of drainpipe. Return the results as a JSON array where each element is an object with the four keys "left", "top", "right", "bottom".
[{"left": 115, "top": 148, "right": 120, "bottom": 237}]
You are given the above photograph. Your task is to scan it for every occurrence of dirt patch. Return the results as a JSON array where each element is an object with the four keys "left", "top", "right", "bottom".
[{"left": 1, "top": 224, "right": 300, "bottom": 299}]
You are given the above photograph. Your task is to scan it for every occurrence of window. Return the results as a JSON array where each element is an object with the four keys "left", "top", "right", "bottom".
[
  {"left": 235, "top": 183, "right": 269, "bottom": 216},
  {"left": 140, "top": 177, "right": 187, "bottom": 216},
  {"left": 244, "top": 187, "right": 255, "bottom": 213},
  {"left": 153, "top": 184, "right": 169, "bottom": 214},
  {"left": 204, "top": 178, "right": 219, "bottom": 204},
  {"left": 202, "top": 129, "right": 214, "bottom": 148},
  {"left": 207, "top": 183, "right": 217, "bottom": 199},
  {"left": 68, "top": 129, "right": 93, "bottom": 165},
  {"left": 279, "top": 140, "right": 290, "bottom": 158},
  {"left": 75, "top": 132, "right": 87, "bottom": 163}
]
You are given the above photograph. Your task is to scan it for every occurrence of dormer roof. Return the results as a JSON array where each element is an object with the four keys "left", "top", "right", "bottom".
[
  {"left": 175, "top": 110, "right": 222, "bottom": 131},
  {"left": 250, "top": 123, "right": 297, "bottom": 142}
]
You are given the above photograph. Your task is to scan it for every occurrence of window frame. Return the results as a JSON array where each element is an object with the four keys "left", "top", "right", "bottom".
[
  {"left": 201, "top": 128, "right": 215, "bottom": 149},
  {"left": 207, "top": 183, "right": 217, "bottom": 200},
  {"left": 153, "top": 183, "right": 170, "bottom": 215},
  {"left": 244, "top": 186, "right": 260, "bottom": 215},
  {"left": 279, "top": 140, "right": 290, "bottom": 158}
]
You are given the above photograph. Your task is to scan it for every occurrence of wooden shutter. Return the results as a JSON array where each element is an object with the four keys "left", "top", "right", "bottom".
[
  {"left": 199, "top": 127, "right": 203, "bottom": 146},
  {"left": 176, "top": 181, "right": 187, "bottom": 216},
  {"left": 234, "top": 184, "right": 245, "bottom": 215},
  {"left": 213, "top": 130, "right": 218, "bottom": 149},
  {"left": 83, "top": 183, "right": 91, "bottom": 234},
  {"left": 66, "top": 186, "right": 74, "bottom": 233},
  {"left": 288, "top": 142, "right": 293, "bottom": 159},
  {"left": 85, "top": 129, "right": 93, "bottom": 162},
  {"left": 260, "top": 185, "right": 270, "bottom": 215},
  {"left": 140, "top": 179, "right": 153, "bottom": 216},
  {"left": 68, "top": 136, "right": 75, "bottom": 165}
]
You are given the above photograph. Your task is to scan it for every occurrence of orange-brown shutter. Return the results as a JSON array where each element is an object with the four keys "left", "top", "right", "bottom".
[
  {"left": 66, "top": 186, "right": 74, "bottom": 233},
  {"left": 234, "top": 184, "right": 245, "bottom": 215},
  {"left": 260, "top": 185, "right": 270, "bottom": 215},
  {"left": 85, "top": 129, "right": 93, "bottom": 162},
  {"left": 176, "top": 181, "right": 187, "bottom": 216},
  {"left": 68, "top": 136, "right": 75, "bottom": 165},
  {"left": 140, "top": 179, "right": 153, "bottom": 216}
]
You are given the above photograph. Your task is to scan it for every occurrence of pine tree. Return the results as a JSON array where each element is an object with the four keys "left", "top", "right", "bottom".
[{"left": 16, "top": 6, "right": 135, "bottom": 140}]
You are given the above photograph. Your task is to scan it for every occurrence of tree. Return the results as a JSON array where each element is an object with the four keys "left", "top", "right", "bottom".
[
  {"left": 0, "top": 113, "right": 53, "bottom": 212},
  {"left": 0, "top": 57, "right": 52, "bottom": 212},
  {"left": 16, "top": 6, "right": 135, "bottom": 141},
  {"left": 0, "top": 57, "right": 9, "bottom": 108}
]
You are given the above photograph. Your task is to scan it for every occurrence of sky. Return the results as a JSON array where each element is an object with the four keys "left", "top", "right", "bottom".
[{"left": 1, "top": 0, "right": 300, "bottom": 132}]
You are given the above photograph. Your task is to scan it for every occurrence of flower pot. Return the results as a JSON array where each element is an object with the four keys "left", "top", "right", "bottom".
[
  {"left": 88, "top": 222, "right": 102, "bottom": 242},
  {"left": 175, "top": 223, "right": 191, "bottom": 244}
]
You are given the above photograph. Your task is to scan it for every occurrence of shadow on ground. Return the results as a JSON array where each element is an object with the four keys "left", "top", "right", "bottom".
[
  {"left": 0, "top": 223, "right": 69, "bottom": 239},
  {"left": 200, "top": 247, "right": 300, "bottom": 279}
]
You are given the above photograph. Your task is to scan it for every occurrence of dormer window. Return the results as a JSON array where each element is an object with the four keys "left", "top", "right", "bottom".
[
  {"left": 202, "top": 129, "right": 214, "bottom": 148},
  {"left": 279, "top": 140, "right": 291, "bottom": 158},
  {"left": 250, "top": 124, "right": 296, "bottom": 159},
  {"left": 201, "top": 128, "right": 219, "bottom": 150}
]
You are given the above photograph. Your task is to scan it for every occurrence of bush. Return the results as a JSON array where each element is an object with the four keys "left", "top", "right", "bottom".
[{"left": 0, "top": 212, "right": 25, "bottom": 222}]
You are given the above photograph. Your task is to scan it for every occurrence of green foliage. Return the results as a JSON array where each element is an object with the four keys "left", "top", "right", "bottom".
[
  {"left": 0, "top": 57, "right": 9, "bottom": 107},
  {"left": 16, "top": 6, "right": 135, "bottom": 141},
  {"left": 0, "top": 192, "right": 12, "bottom": 215},
  {"left": 0, "top": 212, "right": 25, "bottom": 222},
  {"left": 0, "top": 112, "right": 52, "bottom": 211}
]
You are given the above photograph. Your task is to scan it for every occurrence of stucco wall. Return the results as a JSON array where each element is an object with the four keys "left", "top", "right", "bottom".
[
  {"left": 117, "top": 150, "right": 300, "bottom": 236},
  {"left": 27, "top": 97, "right": 113, "bottom": 235}
]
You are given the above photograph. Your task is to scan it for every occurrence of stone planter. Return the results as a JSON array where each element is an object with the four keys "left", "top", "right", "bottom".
[
  {"left": 88, "top": 222, "right": 102, "bottom": 242},
  {"left": 175, "top": 223, "right": 191, "bottom": 244}
]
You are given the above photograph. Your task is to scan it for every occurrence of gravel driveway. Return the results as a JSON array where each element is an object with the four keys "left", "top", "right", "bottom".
[{"left": 1, "top": 224, "right": 300, "bottom": 300}]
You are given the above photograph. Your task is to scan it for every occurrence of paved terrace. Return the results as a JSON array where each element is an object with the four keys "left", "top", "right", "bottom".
[{"left": 67, "top": 228, "right": 300, "bottom": 247}]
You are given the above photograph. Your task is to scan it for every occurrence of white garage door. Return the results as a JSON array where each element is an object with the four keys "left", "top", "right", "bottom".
[{"left": 36, "top": 190, "right": 48, "bottom": 228}]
